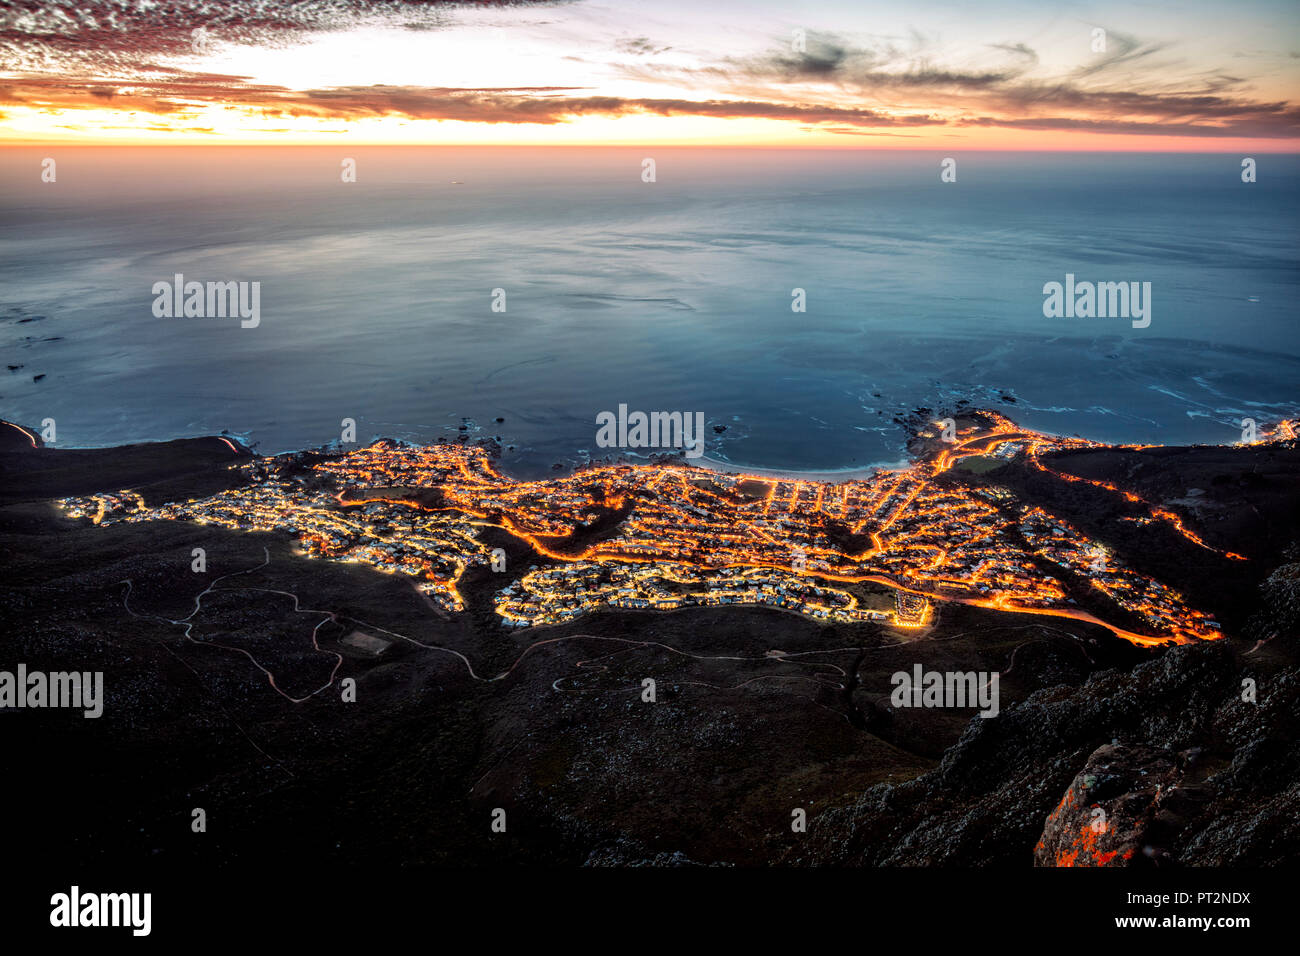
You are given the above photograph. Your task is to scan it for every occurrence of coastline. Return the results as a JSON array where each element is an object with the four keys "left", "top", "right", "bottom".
[
  {"left": 4, "top": 411, "right": 1294, "bottom": 486},
  {"left": 690, "top": 453, "right": 909, "bottom": 482}
]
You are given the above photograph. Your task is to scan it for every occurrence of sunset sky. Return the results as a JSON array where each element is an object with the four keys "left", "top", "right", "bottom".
[{"left": 2, "top": 0, "right": 1298, "bottom": 149}]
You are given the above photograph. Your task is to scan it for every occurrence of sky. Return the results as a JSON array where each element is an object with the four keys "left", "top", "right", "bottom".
[{"left": 1, "top": 0, "right": 1299, "bottom": 148}]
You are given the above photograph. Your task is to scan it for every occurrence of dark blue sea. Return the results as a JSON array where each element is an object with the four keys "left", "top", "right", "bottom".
[{"left": 2, "top": 147, "right": 1297, "bottom": 476}]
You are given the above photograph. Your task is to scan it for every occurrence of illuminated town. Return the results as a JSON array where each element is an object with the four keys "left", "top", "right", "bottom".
[{"left": 59, "top": 413, "right": 1296, "bottom": 647}]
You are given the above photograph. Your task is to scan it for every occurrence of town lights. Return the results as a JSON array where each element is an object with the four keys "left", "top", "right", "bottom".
[{"left": 61, "top": 417, "right": 1264, "bottom": 646}]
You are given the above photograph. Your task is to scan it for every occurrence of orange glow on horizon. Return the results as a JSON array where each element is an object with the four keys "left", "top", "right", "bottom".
[{"left": 3, "top": 107, "right": 1296, "bottom": 151}]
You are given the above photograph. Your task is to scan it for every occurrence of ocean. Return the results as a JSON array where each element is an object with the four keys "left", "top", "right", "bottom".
[{"left": 2, "top": 147, "right": 1297, "bottom": 476}]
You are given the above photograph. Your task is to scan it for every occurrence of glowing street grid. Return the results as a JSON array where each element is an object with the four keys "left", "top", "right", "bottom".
[{"left": 61, "top": 413, "right": 1295, "bottom": 647}]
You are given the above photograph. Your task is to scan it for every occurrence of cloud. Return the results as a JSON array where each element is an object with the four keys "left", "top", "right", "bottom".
[
  {"left": 619, "top": 29, "right": 1300, "bottom": 139},
  {"left": 668, "top": 29, "right": 1025, "bottom": 89},
  {"left": 0, "top": 0, "right": 565, "bottom": 73},
  {"left": 1, "top": 73, "right": 946, "bottom": 126},
  {"left": 2, "top": 9, "right": 1297, "bottom": 141},
  {"left": 7, "top": 67, "right": 1297, "bottom": 138},
  {"left": 615, "top": 36, "right": 671, "bottom": 57},
  {"left": 955, "top": 108, "right": 1300, "bottom": 138},
  {"left": 1072, "top": 28, "right": 1166, "bottom": 77},
  {"left": 989, "top": 42, "right": 1038, "bottom": 65}
]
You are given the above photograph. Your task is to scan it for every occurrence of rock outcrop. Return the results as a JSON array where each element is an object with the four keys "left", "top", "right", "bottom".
[{"left": 786, "top": 642, "right": 1299, "bottom": 866}]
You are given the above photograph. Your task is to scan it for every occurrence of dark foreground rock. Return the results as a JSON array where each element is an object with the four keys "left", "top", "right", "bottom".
[
  {"left": 1033, "top": 743, "right": 1206, "bottom": 866},
  {"left": 786, "top": 642, "right": 1299, "bottom": 866}
]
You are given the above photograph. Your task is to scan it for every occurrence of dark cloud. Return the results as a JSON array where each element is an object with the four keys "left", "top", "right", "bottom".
[
  {"left": 689, "top": 29, "right": 1021, "bottom": 89},
  {"left": 772, "top": 32, "right": 863, "bottom": 79},
  {"left": 615, "top": 36, "right": 670, "bottom": 57},
  {"left": 989, "top": 42, "right": 1038, "bottom": 64}
]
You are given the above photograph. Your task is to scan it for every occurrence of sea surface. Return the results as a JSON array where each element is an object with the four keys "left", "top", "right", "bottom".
[{"left": 2, "top": 147, "right": 1297, "bottom": 477}]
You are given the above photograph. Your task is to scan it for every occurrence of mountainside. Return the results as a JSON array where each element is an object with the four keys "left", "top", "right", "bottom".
[{"left": 787, "top": 642, "right": 1299, "bottom": 866}]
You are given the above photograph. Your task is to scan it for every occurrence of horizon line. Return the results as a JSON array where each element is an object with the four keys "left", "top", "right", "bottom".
[{"left": 5, "top": 142, "right": 1299, "bottom": 152}]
